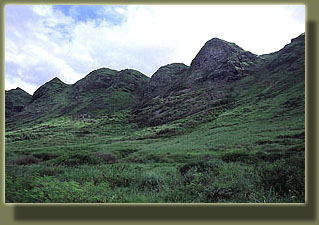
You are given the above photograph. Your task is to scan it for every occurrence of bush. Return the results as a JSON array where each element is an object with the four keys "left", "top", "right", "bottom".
[
  {"left": 38, "top": 167, "right": 63, "bottom": 177},
  {"left": 93, "top": 152, "right": 117, "bottom": 163},
  {"left": 8, "top": 155, "right": 40, "bottom": 165},
  {"left": 179, "top": 161, "right": 220, "bottom": 177},
  {"left": 52, "top": 151, "right": 102, "bottom": 166},
  {"left": 221, "top": 150, "right": 252, "bottom": 163},
  {"left": 33, "top": 152, "right": 59, "bottom": 161},
  {"left": 116, "top": 148, "right": 138, "bottom": 158},
  {"left": 259, "top": 158, "right": 304, "bottom": 198}
]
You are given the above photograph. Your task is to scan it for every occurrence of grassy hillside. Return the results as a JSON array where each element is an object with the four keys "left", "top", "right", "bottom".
[{"left": 5, "top": 34, "right": 304, "bottom": 203}]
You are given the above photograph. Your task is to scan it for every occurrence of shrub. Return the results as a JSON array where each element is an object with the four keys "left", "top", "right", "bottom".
[
  {"left": 116, "top": 149, "right": 138, "bottom": 158},
  {"left": 52, "top": 151, "right": 102, "bottom": 166},
  {"left": 8, "top": 155, "right": 40, "bottom": 165},
  {"left": 38, "top": 167, "right": 63, "bottom": 177},
  {"left": 179, "top": 161, "right": 220, "bottom": 177},
  {"left": 93, "top": 152, "right": 117, "bottom": 163},
  {"left": 220, "top": 150, "right": 252, "bottom": 163},
  {"left": 255, "top": 151, "right": 283, "bottom": 162},
  {"left": 33, "top": 152, "right": 59, "bottom": 161},
  {"left": 259, "top": 158, "right": 304, "bottom": 198},
  {"left": 205, "top": 187, "right": 238, "bottom": 201}
]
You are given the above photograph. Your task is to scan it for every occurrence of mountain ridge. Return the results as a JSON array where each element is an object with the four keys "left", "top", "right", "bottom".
[{"left": 5, "top": 33, "right": 305, "bottom": 129}]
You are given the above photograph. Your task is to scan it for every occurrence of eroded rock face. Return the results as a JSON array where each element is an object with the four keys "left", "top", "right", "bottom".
[
  {"left": 72, "top": 68, "right": 149, "bottom": 97},
  {"left": 134, "top": 39, "right": 260, "bottom": 127},
  {"left": 189, "top": 38, "right": 258, "bottom": 83},
  {"left": 191, "top": 38, "right": 234, "bottom": 71},
  {"left": 73, "top": 68, "right": 117, "bottom": 93},
  {"left": 144, "top": 63, "right": 189, "bottom": 98}
]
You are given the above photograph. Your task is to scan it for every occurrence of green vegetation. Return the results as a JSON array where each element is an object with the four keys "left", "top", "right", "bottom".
[
  {"left": 5, "top": 87, "right": 32, "bottom": 118},
  {"left": 5, "top": 34, "right": 305, "bottom": 203},
  {"left": 5, "top": 85, "right": 304, "bottom": 203}
]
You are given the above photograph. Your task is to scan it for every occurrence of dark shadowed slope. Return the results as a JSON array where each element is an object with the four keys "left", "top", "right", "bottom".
[{"left": 5, "top": 87, "right": 32, "bottom": 119}]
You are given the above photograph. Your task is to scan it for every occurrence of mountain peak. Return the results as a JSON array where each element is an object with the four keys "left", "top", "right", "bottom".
[
  {"left": 32, "top": 77, "right": 69, "bottom": 101},
  {"left": 143, "top": 63, "right": 189, "bottom": 98},
  {"left": 189, "top": 37, "right": 257, "bottom": 82},
  {"left": 153, "top": 63, "right": 189, "bottom": 76},
  {"left": 15, "top": 87, "right": 23, "bottom": 91},
  {"left": 73, "top": 68, "right": 117, "bottom": 92},
  {"left": 5, "top": 87, "right": 32, "bottom": 118},
  {"left": 291, "top": 32, "right": 305, "bottom": 44},
  {"left": 88, "top": 67, "right": 117, "bottom": 76},
  {"left": 6, "top": 87, "right": 31, "bottom": 96},
  {"left": 191, "top": 37, "right": 256, "bottom": 70},
  {"left": 8, "top": 87, "right": 28, "bottom": 94},
  {"left": 50, "top": 77, "right": 63, "bottom": 83},
  {"left": 206, "top": 37, "right": 229, "bottom": 44}
]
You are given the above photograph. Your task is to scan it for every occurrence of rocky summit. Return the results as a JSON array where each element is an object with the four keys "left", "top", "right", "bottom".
[
  {"left": 189, "top": 38, "right": 258, "bottom": 83},
  {"left": 5, "top": 33, "right": 305, "bottom": 203}
]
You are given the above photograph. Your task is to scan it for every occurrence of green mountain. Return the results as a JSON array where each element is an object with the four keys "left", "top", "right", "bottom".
[
  {"left": 5, "top": 68, "right": 149, "bottom": 129},
  {"left": 5, "top": 33, "right": 305, "bottom": 203},
  {"left": 133, "top": 34, "right": 304, "bottom": 127},
  {"left": 69, "top": 68, "right": 149, "bottom": 116},
  {"left": 5, "top": 87, "right": 32, "bottom": 118},
  {"left": 5, "top": 33, "right": 304, "bottom": 129}
]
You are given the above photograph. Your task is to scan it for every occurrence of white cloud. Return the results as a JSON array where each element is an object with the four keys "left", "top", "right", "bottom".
[
  {"left": 115, "top": 7, "right": 125, "bottom": 14},
  {"left": 5, "top": 5, "right": 305, "bottom": 95},
  {"left": 5, "top": 74, "right": 39, "bottom": 95}
]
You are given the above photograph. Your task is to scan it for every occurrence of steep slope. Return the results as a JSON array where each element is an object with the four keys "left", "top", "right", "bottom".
[
  {"left": 5, "top": 68, "right": 150, "bottom": 130},
  {"left": 5, "top": 87, "right": 32, "bottom": 119},
  {"left": 67, "top": 68, "right": 149, "bottom": 116},
  {"left": 188, "top": 37, "right": 258, "bottom": 83},
  {"left": 5, "top": 77, "right": 71, "bottom": 128},
  {"left": 133, "top": 38, "right": 260, "bottom": 127},
  {"left": 31, "top": 77, "right": 70, "bottom": 101},
  {"left": 143, "top": 63, "right": 189, "bottom": 98},
  {"left": 233, "top": 32, "right": 305, "bottom": 110}
]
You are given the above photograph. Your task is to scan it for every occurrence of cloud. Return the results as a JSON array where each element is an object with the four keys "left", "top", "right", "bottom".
[
  {"left": 5, "top": 73, "right": 39, "bottom": 95},
  {"left": 5, "top": 5, "right": 305, "bottom": 95}
]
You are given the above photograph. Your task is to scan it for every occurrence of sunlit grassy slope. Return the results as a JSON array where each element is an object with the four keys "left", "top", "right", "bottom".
[{"left": 5, "top": 34, "right": 304, "bottom": 203}]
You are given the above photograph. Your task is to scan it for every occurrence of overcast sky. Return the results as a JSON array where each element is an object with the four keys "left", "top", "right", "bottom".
[{"left": 5, "top": 5, "right": 305, "bottom": 94}]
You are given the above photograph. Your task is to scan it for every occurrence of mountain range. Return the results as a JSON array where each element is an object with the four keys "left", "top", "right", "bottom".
[{"left": 5, "top": 33, "right": 305, "bottom": 130}]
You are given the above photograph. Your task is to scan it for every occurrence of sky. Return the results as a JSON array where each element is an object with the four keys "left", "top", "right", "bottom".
[{"left": 5, "top": 5, "right": 305, "bottom": 94}]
